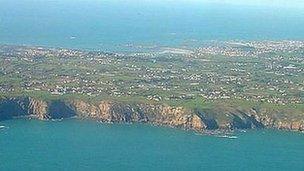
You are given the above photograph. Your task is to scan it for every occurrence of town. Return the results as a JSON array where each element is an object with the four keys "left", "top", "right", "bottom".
[{"left": 0, "top": 40, "right": 303, "bottom": 107}]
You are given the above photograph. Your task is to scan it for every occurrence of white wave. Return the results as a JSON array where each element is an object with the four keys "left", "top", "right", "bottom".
[{"left": 216, "top": 135, "right": 238, "bottom": 139}]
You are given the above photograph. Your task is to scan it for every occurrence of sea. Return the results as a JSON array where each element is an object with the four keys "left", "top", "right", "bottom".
[
  {"left": 0, "top": 0, "right": 304, "bottom": 52},
  {"left": 0, "top": 0, "right": 304, "bottom": 170},
  {"left": 0, "top": 119, "right": 304, "bottom": 170}
]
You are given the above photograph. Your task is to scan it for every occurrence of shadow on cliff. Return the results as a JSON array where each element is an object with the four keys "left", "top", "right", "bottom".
[
  {"left": 231, "top": 111, "right": 265, "bottom": 129},
  {"left": 195, "top": 108, "right": 219, "bottom": 130},
  {"left": 47, "top": 101, "right": 76, "bottom": 119},
  {"left": 0, "top": 99, "right": 29, "bottom": 120}
]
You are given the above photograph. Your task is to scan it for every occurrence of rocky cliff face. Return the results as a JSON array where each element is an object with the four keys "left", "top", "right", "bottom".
[
  {"left": 71, "top": 100, "right": 206, "bottom": 131},
  {"left": 28, "top": 98, "right": 49, "bottom": 119},
  {"left": 0, "top": 97, "right": 303, "bottom": 132},
  {"left": 198, "top": 106, "right": 304, "bottom": 131}
]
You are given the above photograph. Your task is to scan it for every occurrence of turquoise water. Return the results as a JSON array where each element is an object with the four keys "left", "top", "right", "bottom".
[
  {"left": 0, "top": 119, "right": 304, "bottom": 170},
  {"left": 0, "top": 0, "right": 304, "bottom": 51}
]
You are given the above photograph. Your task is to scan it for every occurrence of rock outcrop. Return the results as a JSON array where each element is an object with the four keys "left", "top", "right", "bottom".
[
  {"left": 71, "top": 100, "right": 206, "bottom": 131},
  {"left": 0, "top": 97, "right": 303, "bottom": 132},
  {"left": 28, "top": 98, "right": 49, "bottom": 119}
]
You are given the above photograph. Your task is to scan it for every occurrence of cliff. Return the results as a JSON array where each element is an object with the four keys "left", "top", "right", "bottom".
[{"left": 0, "top": 97, "right": 303, "bottom": 132}]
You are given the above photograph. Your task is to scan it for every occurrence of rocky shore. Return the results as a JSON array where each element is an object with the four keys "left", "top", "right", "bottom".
[{"left": 0, "top": 97, "right": 303, "bottom": 132}]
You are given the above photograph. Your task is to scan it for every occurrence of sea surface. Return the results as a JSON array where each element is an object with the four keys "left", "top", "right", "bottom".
[
  {"left": 0, "top": 0, "right": 304, "bottom": 52},
  {"left": 0, "top": 119, "right": 304, "bottom": 170}
]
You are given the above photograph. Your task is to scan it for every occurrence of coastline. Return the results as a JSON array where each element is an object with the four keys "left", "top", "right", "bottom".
[{"left": 0, "top": 97, "right": 303, "bottom": 133}]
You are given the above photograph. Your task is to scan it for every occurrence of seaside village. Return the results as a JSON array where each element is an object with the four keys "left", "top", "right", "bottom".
[{"left": 0, "top": 41, "right": 303, "bottom": 105}]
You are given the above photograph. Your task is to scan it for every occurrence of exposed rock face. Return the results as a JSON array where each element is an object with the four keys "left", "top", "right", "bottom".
[
  {"left": 71, "top": 100, "right": 206, "bottom": 131},
  {"left": 0, "top": 97, "right": 303, "bottom": 132},
  {"left": 199, "top": 106, "right": 304, "bottom": 131},
  {"left": 28, "top": 98, "right": 49, "bottom": 119}
]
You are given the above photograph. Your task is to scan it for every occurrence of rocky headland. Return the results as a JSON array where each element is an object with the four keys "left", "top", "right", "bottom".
[{"left": 1, "top": 97, "right": 303, "bottom": 132}]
